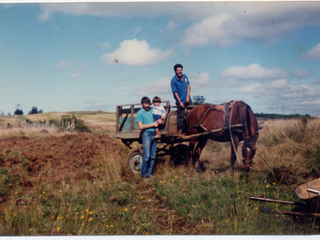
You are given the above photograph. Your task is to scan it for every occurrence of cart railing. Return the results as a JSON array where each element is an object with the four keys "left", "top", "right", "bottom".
[{"left": 115, "top": 101, "right": 171, "bottom": 139}]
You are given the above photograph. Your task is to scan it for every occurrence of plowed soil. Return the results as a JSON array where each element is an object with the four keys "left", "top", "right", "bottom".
[{"left": 0, "top": 133, "right": 123, "bottom": 184}]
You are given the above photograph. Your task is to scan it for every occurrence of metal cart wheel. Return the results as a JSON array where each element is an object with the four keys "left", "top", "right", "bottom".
[{"left": 127, "top": 147, "right": 143, "bottom": 175}]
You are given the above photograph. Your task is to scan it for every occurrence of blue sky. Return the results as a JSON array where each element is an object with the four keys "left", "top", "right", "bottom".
[{"left": 1, "top": 1, "right": 320, "bottom": 116}]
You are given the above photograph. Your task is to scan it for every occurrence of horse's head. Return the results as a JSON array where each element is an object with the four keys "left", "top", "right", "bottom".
[{"left": 242, "top": 137, "right": 256, "bottom": 171}]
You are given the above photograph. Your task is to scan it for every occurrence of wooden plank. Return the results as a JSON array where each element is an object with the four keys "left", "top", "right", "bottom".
[{"left": 130, "top": 105, "right": 135, "bottom": 132}]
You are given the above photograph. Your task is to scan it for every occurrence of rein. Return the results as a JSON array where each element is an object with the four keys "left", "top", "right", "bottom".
[{"left": 187, "top": 104, "right": 218, "bottom": 131}]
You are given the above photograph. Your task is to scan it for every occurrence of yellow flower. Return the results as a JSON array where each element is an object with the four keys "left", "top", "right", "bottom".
[
  {"left": 68, "top": 234, "right": 72, "bottom": 235},
  {"left": 85, "top": 209, "right": 89, "bottom": 212},
  {"left": 100, "top": 185, "right": 103, "bottom": 188},
  {"left": 57, "top": 217, "right": 61, "bottom": 220},
  {"left": 110, "top": 225, "right": 114, "bottom": 228},
  {"left": 42, "top": 191, "right": 46, "bottom": 194},
  {"left": 266, "top": 185, "right": 270, "bottom": 188},
  {"left": 29, "top": 229, "right": 32, "bottom": 231},
  {"left": 9, "top": 183, "right": 12, "bottom": 186},
  {"left": 140, "top": 196, "right": 143, "bottom": 199},
  {"left": 160, "top": 181, "right": 162, "bottom": 183},
  {"left": 183, "top": 193, "right": 186, "bottom": 195},
  {"left": 175, "top": 176, "right": 178, "bottom": 179},
  {"left": 273, "top": 182, "right": 276, "bottom": 185},
  {"left": 132, "top": 207, "right": 136, "bottom": 209},
  {"left": 89, "top": 211, "right": 93, "bottom": 215},
  {"left": 124, "top": 208, "right": 128, "bottom": 212},
  {"left": 52, "top": 216, "right": 55, "bottom": 219},
  {"left": 255, "top": 207, "right": 258, "bottom": 210},
  {"left": 81, "top": 216, "right": 84, "bottom": 219},
  {"left": 56, "top": 227, "right": 60, "bottom": 231},
  {"left": 184, "top": 173, "right": 186, "bottom": 176},
  {"left": 226, "top": 220, "right": 229, "bottom": 223},
  {"left": 88, "top": 217, "right": 93, "bottom": 222},
  {"left": 15, "top": 192, "right": 18, "bottom": 195},
  {"left": 79, "top": 230, "right": 81, "bottom": 233}
]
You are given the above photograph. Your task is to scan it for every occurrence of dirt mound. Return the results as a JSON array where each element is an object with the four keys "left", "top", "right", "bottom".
[{"left": 0, "top": 133, "right": 123, "bottom": 184}]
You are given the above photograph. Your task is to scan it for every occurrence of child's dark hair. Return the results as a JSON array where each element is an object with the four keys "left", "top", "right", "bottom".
[
  {"left": 141, "top": 96, "right": 151, "bottom": 104},
  {"left": 152, "top": 96, "right": 161, "bottom": 103}
]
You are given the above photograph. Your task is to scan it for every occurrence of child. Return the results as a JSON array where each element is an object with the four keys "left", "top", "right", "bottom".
[
  {"left": 152, "top": 96, "right": 166, "bottom": 139},
  {"left": 136, "top": 97, "right": 159, "bottom": 179}
]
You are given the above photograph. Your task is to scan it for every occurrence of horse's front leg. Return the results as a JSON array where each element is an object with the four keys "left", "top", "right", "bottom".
[
  {"left": 230, "top": 134, "right": 240, "bottom": 171},
  {"left": 194, "top": 137, "right": 208, "bottom": 170}
]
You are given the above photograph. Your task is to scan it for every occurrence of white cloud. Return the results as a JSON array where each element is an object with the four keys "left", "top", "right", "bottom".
[
  {"left": 38, "top": 2, "right": 320, "bottom": 50},
  {"left": 291, "top": 69, "right": 309, "bottom": 78},
  {"left": 166, "top": 21, "right": 179, "bottom": 30},
  {"left": 239, "top": 83, "right": 265, "bottom": 94},
  {"left": 188, "top": 72, "right": 210, "bottom": 89},
  {"left": 269, "top": 79, "right": 287, "bottom": 90},
  {"left": 101, "top": 39, "right": 173, "bottom": 66},
  {"left": 134, "top": 77, "right": 172, "bottom": 96},
  {"left": 304, "top": 43, "right": 320, "bottom": 60},
  {"left": 54, "top": 60, "right": 74, "bottom": 70},
  {"left": 181, "top": 3, "right": 320, "bottom": 48},
  {"left": 219, "top": 63, "right": 287, "bottom": 81},
  {"left": 54, "top": 60, "right": 87, "bottom": 79},
  {"left": 239, "top": 79, "right": 320, "bottom": 109}
]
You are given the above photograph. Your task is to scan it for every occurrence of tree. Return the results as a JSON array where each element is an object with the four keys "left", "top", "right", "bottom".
[
  {"left": 14, "top": 109, "right": 23, "bottom": 115},
  {"left": 28, "top": 106, "right": 43, "bottom": 114},
  {"left": 29, "top": 106, "right": 38, "bottom": 115},
  {"left": 192, "top": 95, "right": 206, "bottom": 105},
  {"left": 14, "top": 104, "right": 23, "bottom": 115}
]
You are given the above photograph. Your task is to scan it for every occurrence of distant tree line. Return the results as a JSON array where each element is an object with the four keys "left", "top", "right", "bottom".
[
  {"left": 255, "top": 113, "right": 313, "bottom": 120},
  {"left": 12, "top": 106, "right": 43, "bottom": 116}
]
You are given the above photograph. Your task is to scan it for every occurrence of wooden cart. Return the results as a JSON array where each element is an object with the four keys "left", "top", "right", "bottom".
[{"left": 115, "top": 101, "right": 192, "bottom": 174}]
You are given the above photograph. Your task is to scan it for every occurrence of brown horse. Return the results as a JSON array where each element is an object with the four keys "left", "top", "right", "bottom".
[{"left": 186, "top": 101, "right": 259, "bottom": 171}]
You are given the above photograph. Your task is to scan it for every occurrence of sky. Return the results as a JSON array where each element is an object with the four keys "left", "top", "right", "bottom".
[{"left": 1, "top": 1, "right": 320, "bottom": 116}]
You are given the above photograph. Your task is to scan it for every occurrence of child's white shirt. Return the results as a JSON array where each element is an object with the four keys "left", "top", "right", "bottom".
[{"left": 153, "top": 105, "right": 166, "bottom": 117}]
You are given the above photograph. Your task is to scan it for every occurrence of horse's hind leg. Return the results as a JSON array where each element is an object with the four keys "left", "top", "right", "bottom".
[
  {"left": 188, "top": 139, "right": 196, "bottom": 168},
  {"left": 194, "top": 137, "right": 208, "bottom": 170}
]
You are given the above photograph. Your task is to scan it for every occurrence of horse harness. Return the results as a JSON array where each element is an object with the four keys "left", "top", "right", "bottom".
[{"left": 188, "top": 100, "right": 241, "bottom": 135}]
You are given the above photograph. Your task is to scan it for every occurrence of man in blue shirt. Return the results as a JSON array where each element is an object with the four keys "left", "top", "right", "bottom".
[
  {"left": 136, "top": 96, "right": 160, "bottom": 179},
  {"left": 171, "top": 63, "right": 192, "bottom": 134}
]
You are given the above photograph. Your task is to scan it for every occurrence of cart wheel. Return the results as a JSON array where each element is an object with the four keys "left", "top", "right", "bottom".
[
  {"left": 171, "top": 144, "right": 188, "bottom": 165},
  {"left": 127, "top": 147, "right": 143, "bottom": 175}
]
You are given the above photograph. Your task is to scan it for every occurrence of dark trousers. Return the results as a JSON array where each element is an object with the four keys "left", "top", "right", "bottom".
[{"left": 176, "top": 100, "right": 192, "bottom": 132}]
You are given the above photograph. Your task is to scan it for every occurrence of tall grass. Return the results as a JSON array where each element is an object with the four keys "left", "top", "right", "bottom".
[{"left": 0, "top": 118, "right": 320, "bottom": 235}]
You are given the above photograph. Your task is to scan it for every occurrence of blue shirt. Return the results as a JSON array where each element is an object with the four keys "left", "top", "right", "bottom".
[
  {"left": 136, "top": 107, "right": 155, "bottom": 132},
  {"left": 171, "top": 74, "right": 190, "bottom": 105}
]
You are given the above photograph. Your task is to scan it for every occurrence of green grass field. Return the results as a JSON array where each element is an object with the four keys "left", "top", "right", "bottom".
[{"left": 0, "top": 114, "right": 319, "bottom": 235}]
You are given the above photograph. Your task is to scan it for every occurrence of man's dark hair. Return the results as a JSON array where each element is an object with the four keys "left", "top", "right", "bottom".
[
  {"left": 153, "top": 96, "right": 161, "bottom": 103},
  {"left": 174, "top": 63, "right": 183, "bottom": 72},
  {"left": 141, "top": 96, "right": 151, "bottom": 104}
]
